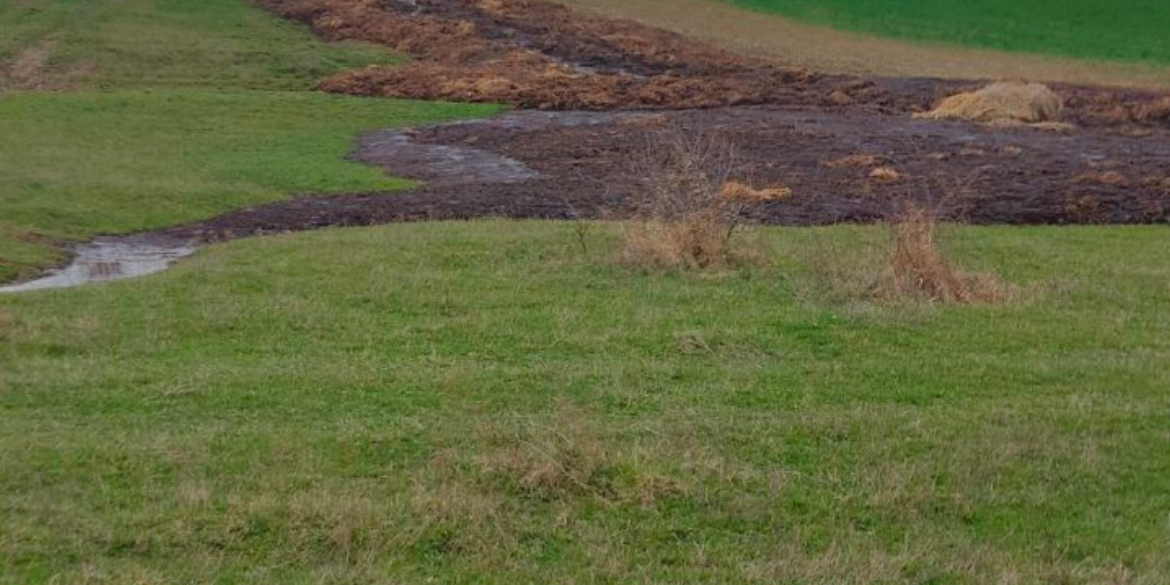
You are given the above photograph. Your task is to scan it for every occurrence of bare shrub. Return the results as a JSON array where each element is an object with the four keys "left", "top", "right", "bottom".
[{"left": 622, "top": 126, "right": 788, "bottom": 269}]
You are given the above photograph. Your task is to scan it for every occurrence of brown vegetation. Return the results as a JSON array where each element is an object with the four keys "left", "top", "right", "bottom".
[
  {"left": 1, "top": 41, "right": 57, "bottom": 92},
  {"left": 479, "top": 405, "right": 613, "bottom": 500},
  {"left": 873, "top": 204, "right": 1009, "bottom": 304},
  {"left": 256, "top": 0, "right": 895, "bottom": 110},
  {"left": 868, "top": 166, "right": 904, "bottom": 182},
  {"left": 915, "top": 82, "right": 1063, "bottom": 126},
  {"left": 621, "top": 127, "right": 788, "bottom": 269}
]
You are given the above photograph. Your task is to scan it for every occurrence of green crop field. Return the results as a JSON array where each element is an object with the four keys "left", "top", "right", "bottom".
[{"left": 713, "top": 0, "right": 1170, "bottom": 64}]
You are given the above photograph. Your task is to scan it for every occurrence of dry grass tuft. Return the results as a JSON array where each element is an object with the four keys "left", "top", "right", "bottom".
[
  {"left": 622, "top": 126, "right": 786, "bottom": 269},
  {"left": 873, "top": 204, "right": 1010, "bottom": 304},
  {"left": 916, "top": 81, "right": 1063, "bottom": 126},
  {"left": 481, "top": 405, "right": 612, "bottom": 500},
  {"left": 718, "top": 180, "right": 792, "bottom": 204},
  {"left": 868, "top": 166, "right": 904, "bottom": 181},
  {"left": 1073, "top": 170, "right": 1129, "bottom": 186},
  {"left": 1136, "top": 96, "right": 1170, "bottom": 123},
  {"left": 801, "top": 170, "right": 1011, "bottom": 306}
]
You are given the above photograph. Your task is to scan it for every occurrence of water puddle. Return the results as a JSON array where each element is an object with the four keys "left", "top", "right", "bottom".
[
  {"left": 356, "top": 131, "right": 539, "bottom": 185},
  {"left": 0, "top": 237, "right": 196, "bottom": 293}
]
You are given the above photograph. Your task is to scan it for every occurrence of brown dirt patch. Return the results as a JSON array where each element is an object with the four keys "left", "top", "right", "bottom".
[
  {"left": 1, "top": 41, "right": 55, "bottom": 91},
  {"left": 257, "top": 0, "right": 925, "bottom": 112},
  {"left": 155, "top": 107, "right": 1170, "bottom": 246}
]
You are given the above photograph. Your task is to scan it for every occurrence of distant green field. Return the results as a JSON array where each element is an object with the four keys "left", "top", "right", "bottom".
[{"left": 713, "top": 0, "right": 1170, "bottom": 64}]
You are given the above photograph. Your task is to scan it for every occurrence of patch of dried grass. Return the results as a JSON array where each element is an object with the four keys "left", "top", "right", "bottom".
[
  {"left": 1072, "top": 170, "right": 1129, "bottom": 186},
  {"left": 480, "top": 404, "right": 613, "bottom": 500},
  {"left": 874, "top": 205, "right": 1010, "bottom": 304},
  {"left": 802, "top": 173, "right": 1011, "bottom": 306},
  {"left": 868, "top": 166, "right": 904, "bottom": 181},
  {"left": 916, "top": 81, "right": 1063, "bottom": 126}
]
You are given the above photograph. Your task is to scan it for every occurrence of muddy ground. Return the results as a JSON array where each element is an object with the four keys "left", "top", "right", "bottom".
[
  {"left": 258, "top": 0, "right": 1170, "bottom": 128},
  {"left": 160, "top": 106, "right": 1170, "bottom": 243},
  {"left": 75, "top": 0, "right": 1170, "bottom": 249},
  {"left": 150, "top": 0, "right": 1170, "bottom": 242}
]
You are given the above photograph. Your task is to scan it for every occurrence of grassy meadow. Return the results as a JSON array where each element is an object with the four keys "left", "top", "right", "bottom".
[
  {"left": 2, "top": 0, "right": 1170, "bottom": 583},
  {"left": 714, "top": 0, "right": 1170, "bottom": 64},
  {"left": 2, "top": 222, "right": 1169, "bottom": 583},
  {"left": 0, "top": 0, "right": 493, "bottom": 282}
]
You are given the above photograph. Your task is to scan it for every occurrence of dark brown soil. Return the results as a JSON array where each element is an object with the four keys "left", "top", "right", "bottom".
[{"left": 160, "top": 107, "right": 1170, "bottom": 243}]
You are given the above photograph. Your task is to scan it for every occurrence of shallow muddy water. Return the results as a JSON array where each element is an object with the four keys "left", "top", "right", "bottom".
[{"left": 0, "top": 237, "right": 195, "bottom": 293}]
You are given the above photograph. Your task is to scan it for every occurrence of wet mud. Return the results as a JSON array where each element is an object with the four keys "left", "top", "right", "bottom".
[
  {"left": 0, "top": 236, "right": 195, "bottom": 293},
  {"left": 157, "top": 107, "right": 1170, "bottom": 245}
]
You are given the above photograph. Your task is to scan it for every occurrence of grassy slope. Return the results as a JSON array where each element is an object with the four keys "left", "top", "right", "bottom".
[
  {"left": 713, "top": 0, "right": 1170, "bottom": 65},
  {"left": 2, "top": 222, "right": 1168, "bottom": 583},
  {"left": 0, "top": 0, "right": 391, "bottom": 90},
  {"left": 0, "top": 0, "right": 495, "bottom": 282}
]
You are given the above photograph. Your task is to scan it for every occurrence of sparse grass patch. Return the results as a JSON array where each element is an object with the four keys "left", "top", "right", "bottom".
[{"left": 479, "top": 404, "right": 615, "bottom": 501}]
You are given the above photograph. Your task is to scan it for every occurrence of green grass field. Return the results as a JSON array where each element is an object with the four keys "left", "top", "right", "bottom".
[
  {"left": 713, "top": 0, "right": 1170, "bottom": 64},
  {"left": 3, "top": 0, "right": 1170, "bottom": 583},
  {"left": 2, "top": 223, "right": 1169, "bottom": 583}
]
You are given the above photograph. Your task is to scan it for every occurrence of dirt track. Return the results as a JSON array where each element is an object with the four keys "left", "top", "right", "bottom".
[{"left": 148, "top": 0, "right": 1170, "bottom": 241}]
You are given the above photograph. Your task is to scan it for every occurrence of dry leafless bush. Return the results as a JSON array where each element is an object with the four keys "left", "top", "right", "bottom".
[
  {"left": 804, "top": 171, "right": 1010, "bottom": 305},
  {"left": 622, "top": 126, "right": 789, "bottom": 269}
]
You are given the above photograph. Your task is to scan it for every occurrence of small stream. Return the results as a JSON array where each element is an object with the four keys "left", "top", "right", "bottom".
[{"left": 0, "top": 237, "right": 196, "bottom": 294}]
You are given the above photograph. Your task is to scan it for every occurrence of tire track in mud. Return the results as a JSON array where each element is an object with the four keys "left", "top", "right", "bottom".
[{"left": 258, "top": 0, "right": 1170, "bottom": 129}]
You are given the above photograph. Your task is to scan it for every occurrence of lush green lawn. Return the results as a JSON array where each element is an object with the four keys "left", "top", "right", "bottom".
[
  {"left": 2, "top": 222, "right": 1168, "bottom": 583},
  {"left": 0, "top": 91, "right": 493, "bottom": 280},
  {"left": 713, "top": 0, "right": 1170, "bottom": 64},
  {"left": 0, "top": 0, "right": 494, "bottom": 282}
]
